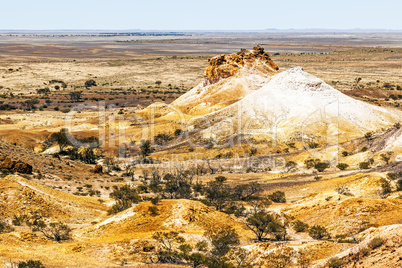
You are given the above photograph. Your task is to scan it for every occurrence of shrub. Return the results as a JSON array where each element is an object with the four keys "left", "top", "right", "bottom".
[
  {"left": 246, "top": 211, "right": 276, "bottom": 241},
  {"left": 268, "top": 191, "right": 286, "bottom": 203},
  {"left": 397, "top": 179, "right": 402, "bottom": 191},
  {"left": 18, "top": 260, "right": 46, "bottom": 268},
  {"left": 0, "top": 220, "right": 14, "bottom": 233},
  {"left": 12, "top": 214, "right": 27, "bottom": 226},
  {"left": 293, "top": 220, "right": 309, "bottom": 232},
  {"left": 368, "top": 237, "right": 385, "bottom": 249},
  {"left": 174, "top": 129, "right": 182, "bottom": 136},
  {"left": 85, "top": 79, "right": 97, "bottom": 88},
  {"left": 387, "top": 172, "right": 402, "bottom": 180},
  {"left": 336, "top": 185, "right": 353, "bottom": 196},
  {"left": 314, "top": 162, "right": 330, "bottom": 172},
  {"left": 309, "top": 225, "right": 330, "bottom": 240},
  {"left": 380, "top": 179, "right": 392, "bottom": 196},
  {"left": 148, "top": 206, "right": 159, "bottom": 216},
  {"left": 304, "top": 158, "right": 319, "bottom": 169},
  {"left": 336, "top": 163, "right": 349, "bottom": 171},
  {"left": 327, "top": 257, "right": 343, "bottom": 268},
  {"left": 341, "top": 151, "right": 349, "bottom": 157},
  {"left": 359, "top": 162, "right": 371, "bottom": 169}
]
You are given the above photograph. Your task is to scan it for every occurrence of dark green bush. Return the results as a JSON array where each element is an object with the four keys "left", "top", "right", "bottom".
[
  {"left": 268, "top": 191, "right": 286, "bottom": 203},
  {"left": 309, "top": 225, "right": 330, "bottom": 240}
]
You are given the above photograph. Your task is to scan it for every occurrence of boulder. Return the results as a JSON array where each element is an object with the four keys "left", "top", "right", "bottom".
[
  {"left": 0, "top": 158, "right": 16, "bottom": 170},
  {"left": 94, "top": 164, "right": 103, "bottom": 174},
  {"left": 14, "top": 161, "right": 33, "bottom": 174}
]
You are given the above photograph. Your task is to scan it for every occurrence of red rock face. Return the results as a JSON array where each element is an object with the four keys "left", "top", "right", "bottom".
[
  {"left": 13, "top": 161, "right": 33, "bottom": 174},
  {"left": 203, "top": 46, "right": 279, "bottom": 86},
  {"left": 0, "top": 157, "right": 33, "bottom": 174}
]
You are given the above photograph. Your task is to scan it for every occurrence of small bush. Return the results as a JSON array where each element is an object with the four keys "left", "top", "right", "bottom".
[
  {"left": 268, "top": 191, "right": 286, "bottom": 203},
  {"left": 368, "top": 237, "right": 385, "bottom": 249},
  {"left": 148, "top": 206, "right": 159, "bottom": 216},
  {"left": 309, "top": 225, "right": 330, "bottom": 240},
  {"left": 359, "top": 162, "right": 371, "bottom": 169},
  {"left": 18, "top": 260, "right": 46, "bottom": 268},
  {"left": 0, "top": 220, "right": 14, "bottom": 233},
  {"left": 314, "top": 162, "right": 330, "bottom": 172},
  {"left": 293, "top": 220, "right": 309, "bottom": 232},
  {"left": 336, "top": 163, "right": 349, "bottom": 171},
  {"left": 85, "top": 79, "right": 97, "bottom": 88}
]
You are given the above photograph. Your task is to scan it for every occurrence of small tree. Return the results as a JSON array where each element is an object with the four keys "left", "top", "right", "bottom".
[
  {"left": 285, "top": 161, "right": 297, "bottom": 172},
  {"left": 140, "top": 140, "right": 153, "bottom": 159},
  {"left": 232, "top": 182, "right": 262, "bottom": 201},
  {"left": 49, "top": 128, "right": 71, "bottom": 152},
  {"left": 204, "top": 176, "right": 232, "bottom": 211},
  {"left": 246, "top": 211, "right": 276, "bottom": 241},
  {"left": 205, "top": 226, "right": 240, "bottom": 258},
  {"left": 152, "top": 231, "right": 185, "bottom": 264},
  {"left": 31, "top": 221, "right": 71, "bottom": 242}
]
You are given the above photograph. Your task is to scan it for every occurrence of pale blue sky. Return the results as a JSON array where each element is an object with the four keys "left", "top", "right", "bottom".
[{"left": 1, "top": 0, "right": 401, "bottom": 30}]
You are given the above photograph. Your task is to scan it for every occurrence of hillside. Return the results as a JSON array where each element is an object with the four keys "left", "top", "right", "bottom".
[
  {"left": 0, "top": 175, "right": 108, "bottom": 223},
  {"left": 193, "top": 67, "right": 401, "bottom": 144}
]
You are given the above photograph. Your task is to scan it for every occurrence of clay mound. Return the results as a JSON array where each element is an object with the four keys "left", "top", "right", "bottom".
[
  {"left": 193, "top": 67, "right": 401, "bottom": 142},
  {"left": 311, "top": 224, "right": 402, "bottom": 268},
  {"left": 285, "top": 197, "right": 402, "bottom": 236},
  {"left": 0, "top": 175, "right": 107, "bottom": 223},
  {"left": 79, "top": 199, "right": 253, "bottom": 242}
]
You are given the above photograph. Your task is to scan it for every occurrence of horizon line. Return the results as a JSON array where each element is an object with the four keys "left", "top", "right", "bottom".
[{"left": 1, "top": 28, "right": 402, "bottom": 32}]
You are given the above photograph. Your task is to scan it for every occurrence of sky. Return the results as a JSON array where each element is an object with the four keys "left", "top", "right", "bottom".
[{"left": 1, "top": 0, "right": 401, "bottom": 30}]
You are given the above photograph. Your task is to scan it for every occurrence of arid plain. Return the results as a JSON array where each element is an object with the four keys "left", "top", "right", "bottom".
[{"left": 0, "top": 31, "right": 401, "bottom": 267}]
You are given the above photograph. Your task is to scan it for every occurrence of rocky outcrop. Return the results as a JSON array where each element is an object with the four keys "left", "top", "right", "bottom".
[
  {"left": 203, "top": 45, "right": 279, "bottom": 86},
  {"left": 14, "top": 161, "right": 33, "bottom": 174},
  {"left": 0, "top": 157, "right": 33, "bottom": 174},
  {"left": 94, "top": 164, "right": 103, "bottom": 173}
]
